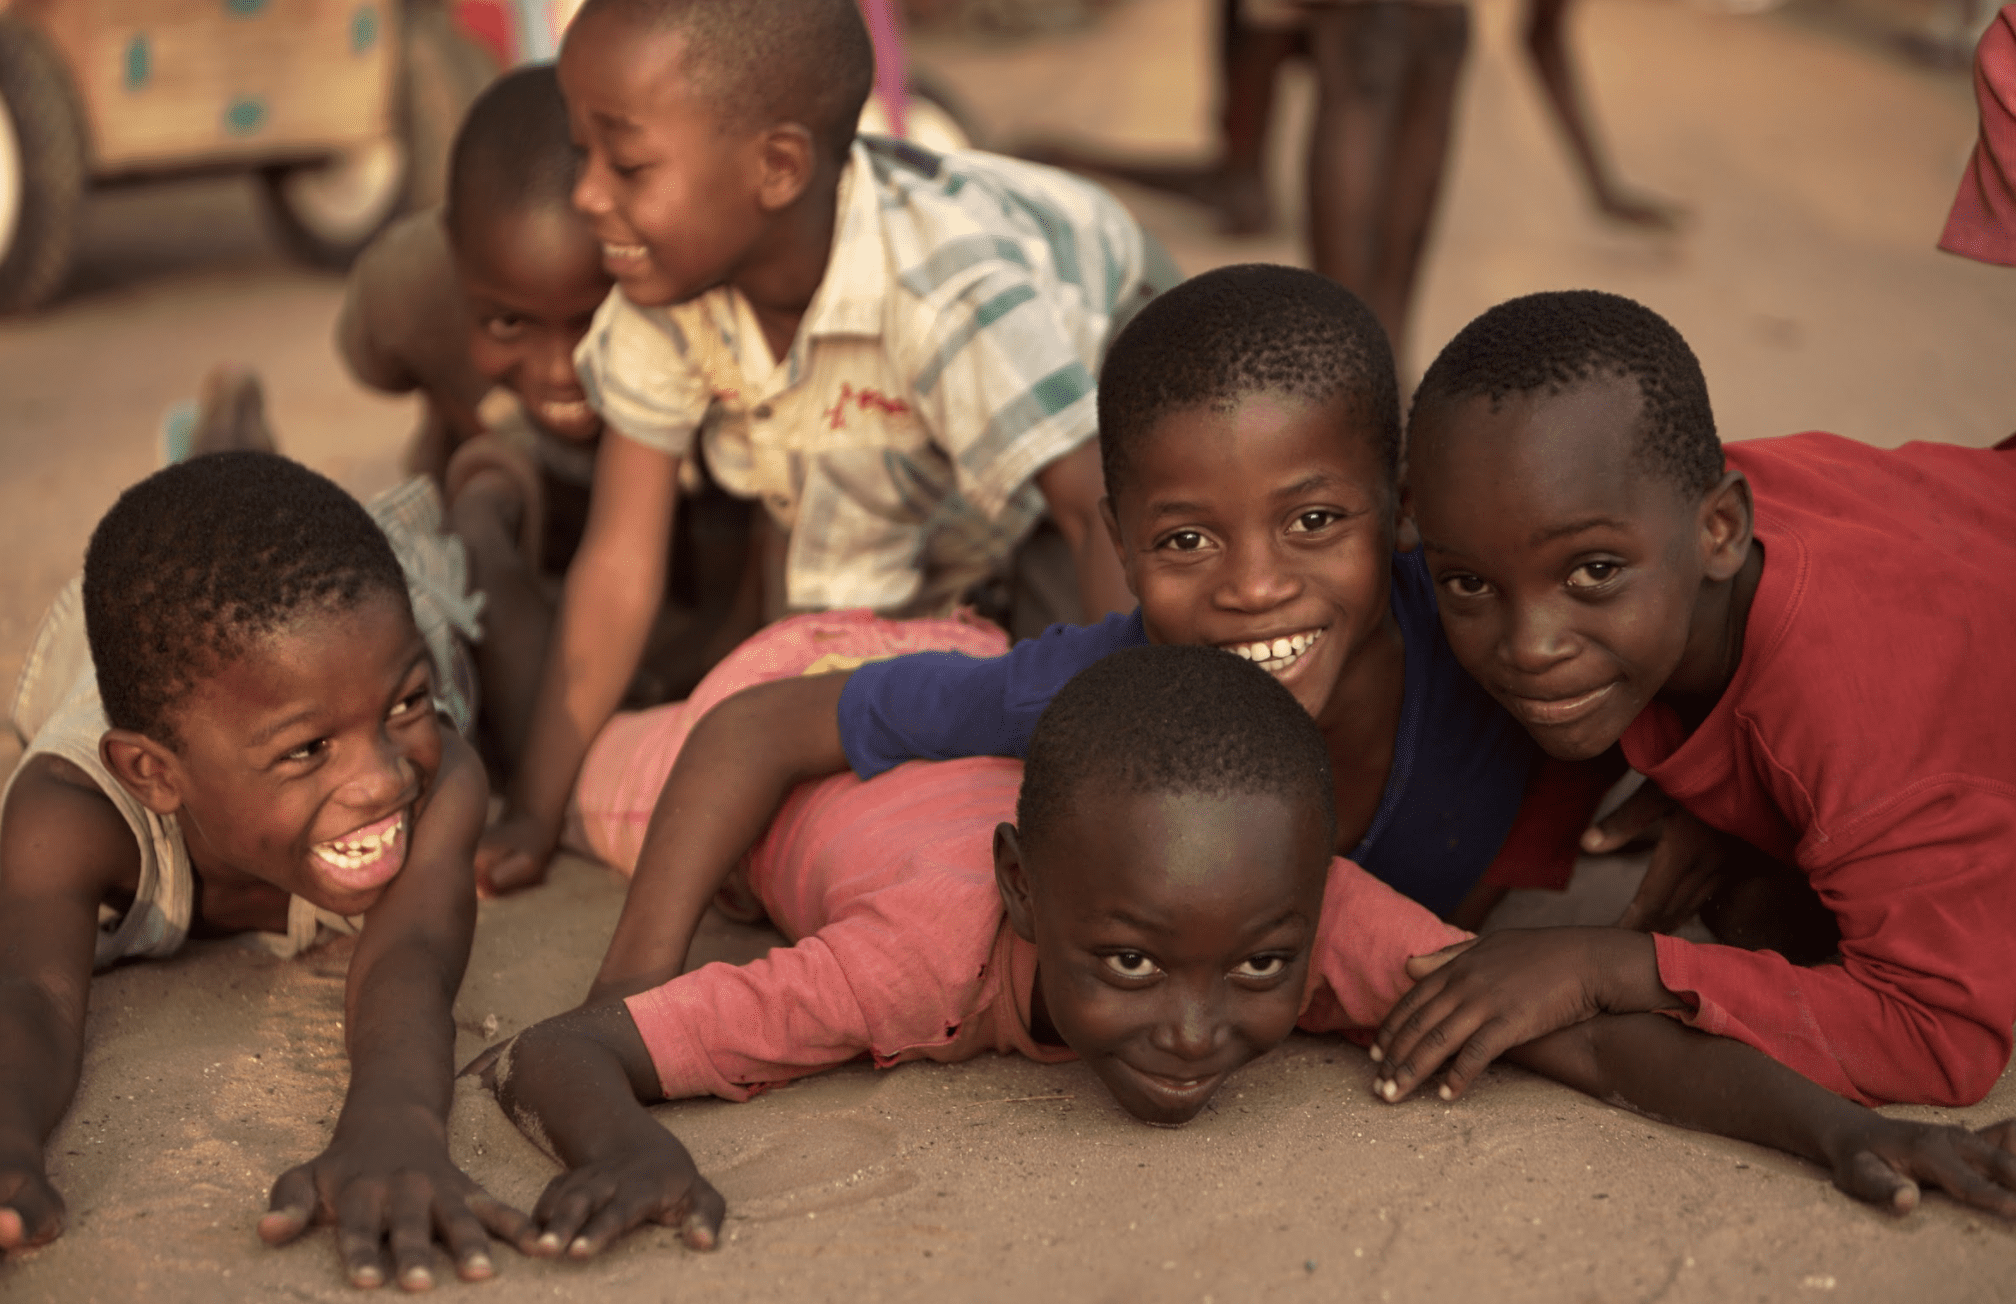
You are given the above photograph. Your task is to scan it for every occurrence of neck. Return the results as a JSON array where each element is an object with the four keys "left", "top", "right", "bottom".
[
  {"left": 1660, "top": 541, "right": 1764, "bottom": 728},
  {"left": 1315, "top": 610, "right": 1406, "bottom": 851},
  {"left": 736, "top": 155, "right": 845, "bottom": 359}
]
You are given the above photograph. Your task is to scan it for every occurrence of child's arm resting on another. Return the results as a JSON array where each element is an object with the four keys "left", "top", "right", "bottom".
[
  {"left": 589, "top": 673, "right": 851, "bottom": 1003},
  {"left": 259, "top": 735, "right": 530, "bottom": 1288},
  {"left": 1509, "top": 1013, "right": 2016, "bottom": 1219},
  {"left": 0, "top": 758, "right": 140, "bottom": 1251},
  {"left": 480, "top": 1004, "right": 724, "bottom": 1258}
]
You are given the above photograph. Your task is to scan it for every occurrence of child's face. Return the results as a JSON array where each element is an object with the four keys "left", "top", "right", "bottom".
[
  {"left": 151, "top": 591, "right": 443, "bottom": 917},
  {"left": 559, "top": 17, "right": 767, "bottom": 309},
  {"left": 458, "top": 207, "right": 611, "bottom": 444},
  {"left": 1107, "top": 392, "right": 1396, "bottom": 728},
  {"left": 1406, "top": 376, "right": 1729, "bottom": 760},
  {"left": 996, "top": 789, "right": 1328, "bottom": 1126}
]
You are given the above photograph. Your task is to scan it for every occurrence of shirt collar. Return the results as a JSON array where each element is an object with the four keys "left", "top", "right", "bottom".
[{"left": 797, "top": 142, "right": 887, "bottom": 340}]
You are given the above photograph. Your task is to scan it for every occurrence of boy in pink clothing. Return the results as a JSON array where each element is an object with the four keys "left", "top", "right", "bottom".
[
  {"left": 482, "top": 643, "right": 2016, "bottom": 1257},
  {"left": 1377, "top": 289, "right": 2016, "bottom": 1111}
]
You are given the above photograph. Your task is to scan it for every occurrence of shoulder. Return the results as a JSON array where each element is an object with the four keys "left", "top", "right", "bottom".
[{"left": 1, "top": 753, "right": 140, "bottom": 903}]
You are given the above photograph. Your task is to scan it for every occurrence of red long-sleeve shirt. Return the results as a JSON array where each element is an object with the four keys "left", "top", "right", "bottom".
[{"left": 1627, "top": 433, "right": 2016, "bottom": 1106}]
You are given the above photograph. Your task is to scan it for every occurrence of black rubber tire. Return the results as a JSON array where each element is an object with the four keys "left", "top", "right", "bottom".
[
  {"left": 258, "top": 0, "right": 497, "bottom": 269},
  {"left": 0, "top": 18, "right": 88, "bottom": 315}
]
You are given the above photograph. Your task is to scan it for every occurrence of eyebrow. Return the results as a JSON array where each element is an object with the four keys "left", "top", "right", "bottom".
[
  {"left": 249, "top": 708, "right": 320, "bottom": 749},
  {"left": 1141, "top": 474, "right": 1355, "bottom": 523},
  {"left": 1528, "top": 516, "right": 1630, "bottom": 546}
]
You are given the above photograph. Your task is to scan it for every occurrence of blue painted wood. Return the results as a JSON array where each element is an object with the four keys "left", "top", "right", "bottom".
[
  {"left": 224, "top": 97, "right": 267, "bottom": 135},
  {"left": 123, "top": 34, "right": 150, "bottom": 91}
]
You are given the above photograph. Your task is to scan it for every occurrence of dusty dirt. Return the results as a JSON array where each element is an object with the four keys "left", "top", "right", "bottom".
[{"left": 3, "top": 0, "right": 2016, "bottom": 1299}]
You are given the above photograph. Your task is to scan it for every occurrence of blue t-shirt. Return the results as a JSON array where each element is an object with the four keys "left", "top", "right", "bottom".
[{"left": 837, "top": 551, "right": 1541, "bottom": 917}]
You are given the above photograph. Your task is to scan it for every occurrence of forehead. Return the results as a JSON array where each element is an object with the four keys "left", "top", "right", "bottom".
[
  {"left": 1034, "top": 787, "right": 1328, "bottom": 923},
  {"left": 458, "top": 208, "right": 608, "bottom": 308},
  {"left": 559, "top": 17, "right": 706, "bottom": 126},
  {"left": 169, "top": 592, "right": 424, "bottom": 741},
  {"left": 1410, "top": 375, "right": 1676, "bottom": 527},
  {"left": 1127, "top": 390, "right": 1388, "bottom": 503}
]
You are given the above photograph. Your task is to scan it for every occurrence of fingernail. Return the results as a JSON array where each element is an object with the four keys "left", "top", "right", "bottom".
[
  {"left": 1438, "top": 1083, "right": 1454, "bottom": 1101},
  {"left": 400, "top": 1265, "right": 433, "bottom": 1290},
  {"left": 1368, "top": 1045, "right": 1384, "bottom": 1063},
  {"left": 1379, "top": 1079, "right": 1399, "bottom": 1102},
  {"left": 569, "top": 1236, "right": 593, "bottom": 1257},
  {"left": 353, "top": 1266, "right": 385, "bottom": 1288},
  {"left": 462, "top": 1253, "right": 494, "bottom": 1279}
]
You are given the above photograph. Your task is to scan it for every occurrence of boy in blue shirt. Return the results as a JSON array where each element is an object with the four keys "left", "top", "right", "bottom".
[{"left": 578, "top": 264, "right": 1610, "bottom": 1005}]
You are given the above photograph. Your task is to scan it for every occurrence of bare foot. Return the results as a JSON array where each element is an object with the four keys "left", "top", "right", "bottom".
[{"left": 190, "top": 367, "right": 279, "bottom": 456}]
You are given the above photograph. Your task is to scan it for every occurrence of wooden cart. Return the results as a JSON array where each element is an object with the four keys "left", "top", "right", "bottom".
[{"left": 0, "top": 0, "right": 494, "bottom": 312}]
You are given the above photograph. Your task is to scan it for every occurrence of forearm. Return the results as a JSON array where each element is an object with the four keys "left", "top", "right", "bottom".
[
  {"left": 336, "top": 942, "right": 468, "bottom": 1143},
  {"left": 589, "top": 675, "right": 850, "bottom": 1002},
  {"left": 0, "top": 982, "right": 83, "bottom": 1160},
  {"left": 1508, "top": 1013, "right": 1866, "bottom": 1167},
  {"left": 493, "top": 1008, "right": 665, "bottom": 1168}
]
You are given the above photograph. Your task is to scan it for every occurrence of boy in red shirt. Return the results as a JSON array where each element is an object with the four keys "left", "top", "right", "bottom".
[
  {"left": 480, "top": 643, "right": 2016, "bottom": 1256},
  {"left": 1374, "top": 289, "right": 2016, "bottom": 1110}
]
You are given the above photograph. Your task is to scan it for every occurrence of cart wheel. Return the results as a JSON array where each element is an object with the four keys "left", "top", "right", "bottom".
[
  {"left": 258, "top": 0, "right": 497, "bottom": 269},
  {"left": 0, "top": 18, "right": 87, "bottom": 315}
]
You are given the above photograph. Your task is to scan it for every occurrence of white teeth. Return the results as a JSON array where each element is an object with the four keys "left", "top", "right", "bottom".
[
  {"left": 602, "top": 242, "right": 646, "bottom": 260},
  {"left": 543, "top": 400, "right": 590, "bottom": 422},
  {"left": 1225, "top": 628, "right": 1324, "bottom": 674},
  {"left": 314, "top": 815, "right": 404, "bottom": 872}
]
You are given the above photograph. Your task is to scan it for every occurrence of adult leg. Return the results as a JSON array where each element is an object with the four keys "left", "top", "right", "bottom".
[
  {"left": 1523, "top": 0, "right": 1679, "bottom": 228},
  {"left": 1219, "top": 0, "right": 1304, "bottom": 234},
  {"left": 1365, "top": 3, "right": 1469, "bottom": 362}
]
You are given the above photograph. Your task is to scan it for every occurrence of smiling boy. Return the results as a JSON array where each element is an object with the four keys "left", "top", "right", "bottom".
[
  {"left": 0, "top": 454, "right": 528, "bottom": 1285},
  {"left": 575, "top": 264, "right": 1604, "bottom": 1003},
  {"left": 479, "top": 0, "right": 1184, "bottom": 892},
  {"left": 484, "top": 644, "right": 2016, "bottom": 1257},
  {"left": 1373, "top": 289, "right": 2016, "bottom": 1110}
]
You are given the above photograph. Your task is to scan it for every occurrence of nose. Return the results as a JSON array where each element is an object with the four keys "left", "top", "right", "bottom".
[
  {"left": 572, "top": 154, "right": 613, "bottom": 219},
  {"left": 342, "top": 728, "right": 414, "bottom": 813},
  {"left": 1213, "top": 535, "right": 1299, "bottom": 614},
  {"left": 537, "top": 337, "right": 579, "bottom": 391},
  {"left": 1500, "top": 596, "right": 1577, "bottom": 675},
  {"left": 1149, "top": 980, "right": 1227, "bottom": 1065}
]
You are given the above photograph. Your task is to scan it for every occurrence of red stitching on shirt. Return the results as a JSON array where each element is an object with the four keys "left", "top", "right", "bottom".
[{"left": 823, "top": 383, "right": 912, "bottom": 429}]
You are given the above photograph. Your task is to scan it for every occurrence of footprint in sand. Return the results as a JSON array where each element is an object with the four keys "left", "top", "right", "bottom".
[{"left": 704, "top": 1114, "right": 917, "bottom": 1221}]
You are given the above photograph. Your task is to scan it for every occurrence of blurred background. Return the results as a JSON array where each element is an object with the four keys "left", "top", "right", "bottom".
[{"left": 2, "top": 0, "right": 2013, "bottom": 778}]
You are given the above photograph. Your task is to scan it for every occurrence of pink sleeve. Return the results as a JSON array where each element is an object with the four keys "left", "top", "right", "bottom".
[
  {"left": 1299, "top": 857, "right": 1472, "bottom": 1040},
  {"left": 1653, "top": 784, "right": 2016, "bottom": 1107},
  {"left": 1941, "top": 8, "right": 2016, "bottom": 266}
]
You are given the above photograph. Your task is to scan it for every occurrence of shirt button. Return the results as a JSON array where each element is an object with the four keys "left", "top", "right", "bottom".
[{"left": 752, "top": 403, "right": 772, "bottom": 419}]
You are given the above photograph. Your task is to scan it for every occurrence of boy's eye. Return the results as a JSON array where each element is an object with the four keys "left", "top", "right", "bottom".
[
  {"left": 1287, "top": 509, "right": 1341, "bottom": 534},
  {"left": 282, "top": 737, "right": 330, "bottom": 764},
  {"left": 1233, "top": 954, "right": 1290, "bottom": 980},
  {"left": 388, "top": 687, "right": 432, "bottom": 722},
  {"left": 484, "top": 315, "right": 526, "bottom": 342},
  {"left": 1442, "top": 574, "right": 1491, "bottom": 599},
  {"left": 1567, "top": 561, "right": 1622, "bottom": 589},
  {"left": 1102, "top": 951, "right": 1163, "bottom": 978},
  {"left": 1157, "top": 530, "right": 1208, "bottom": 553}
]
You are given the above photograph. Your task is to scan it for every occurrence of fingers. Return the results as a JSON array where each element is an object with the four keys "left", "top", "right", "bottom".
[
  {"left": 1582, "top": 781, "right": 1672, "bottom": 855},
  {"left": 1433, "top": 1017, "right": 1522, "bottom": 1101},
  {"left": 1375, "top": 983, "right": 1483, "bottom": 1098},
  {"left": 258, "top": 1164, "right": 319, "bottom": 1247},
  {"left": 483, "top": 851, "right": 546, "bottom": 896},
  {"left": 387, "top": 1175, "right": 438, "bottom": 1291},
  {"left": 1372, "top": 968, "right": 1455, "bottom": 1064},
  {"left": 335, "top": 1182, "right": 392, "bottom": 1289},
  {"left": 1401, "top": 938, "right": 1477, "bottom": 981},
  {"left": 432, "top": 1193, "right": 504, "bottom": 1284},
  {"left": 1836, "top": 1150, "right": 1918, "bottom": 1214},
  {"left": 678, "top": 1179, "right": 727, "bottom": 1251},
  {"left": 0, "top": 1178, "right": 66, "bottom": 1251},
  {"left": 466, "top": 1192, "right": 533, "bottom": 1262}
]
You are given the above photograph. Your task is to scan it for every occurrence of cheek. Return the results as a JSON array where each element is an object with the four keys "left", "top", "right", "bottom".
[
  {"left": 466, "top": 332, "right": 518, "bottom": 385},
  {"left": 1132, "top": 562, "right": 1210, "bottom": 640}
]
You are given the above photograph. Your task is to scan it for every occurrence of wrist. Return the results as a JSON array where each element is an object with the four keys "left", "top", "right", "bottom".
[
  {"left": 1596, "top": 930, "right": 1683, "bottom": 1014},
  {"left": 332, "top": 1096, "right": 448, "bottom": 1149}
]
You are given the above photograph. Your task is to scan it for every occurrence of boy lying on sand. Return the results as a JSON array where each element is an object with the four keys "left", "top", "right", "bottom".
[
  {"left": 480, "top": 642, "right": 2016, "bottom": 1258},
  {"left": 0, "top": 453, "right": 529, "bottom": 1286}
]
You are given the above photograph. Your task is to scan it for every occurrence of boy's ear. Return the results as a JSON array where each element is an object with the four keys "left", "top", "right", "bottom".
[
  {"left": 993, "top": 822, "right": 1039, "bottom": 943},
  {"left": 1697, "top": 468, "right": 1754, "bottom": 583},
  {"left": 100, "top": 729, "right": 186, "bottom": 816},
  {"left": 755, "top": 124, "right": 818, "bottom": 213}
]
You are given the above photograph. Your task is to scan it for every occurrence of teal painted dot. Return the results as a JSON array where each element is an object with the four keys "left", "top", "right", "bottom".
[
  {"left": 350, "top": 5, "right": 379, "bottom": 53},
  {"left": 224, "top": 97, "right": 267, "bottom": 136},
  {"left": 224, "top": 0, "right": 269, "bottom": 16},
  {"left": 123, "top": 34, "right": 150, "bottom": 90}
]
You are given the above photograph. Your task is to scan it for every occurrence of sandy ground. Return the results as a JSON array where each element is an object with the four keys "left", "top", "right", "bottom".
[{"left": 3, "top": 0, "right": 2016, "bottom": 1299}]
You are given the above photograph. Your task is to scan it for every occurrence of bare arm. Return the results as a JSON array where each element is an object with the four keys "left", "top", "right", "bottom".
[
  {"left": 1509, "top": 1014, "right": 2016, "bottom": 1218},
  {"left": 587, "top": 672, "right": 852, "bottom": 1003},
  {"left": 1035, "top": 442, "right": 1132, "bottom": 621},
  {"left": 0, "top": 757, "right": 142, "bottom": 1251},
  {"left": 480, "top": 434, "right": 680, "bottom": 893},
  {"left": 259, "top": 735, "right": 529, "bottom": 1287}
]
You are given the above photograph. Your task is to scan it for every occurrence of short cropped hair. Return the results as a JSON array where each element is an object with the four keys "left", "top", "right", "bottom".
[
  {"left": 1096, "top": 264, "right": 1400, "bottom": 501},
  {"left": 570, "top": 0, "right": 872, "bottom": 161},
  {"left": 1017, "top": 644, "right": 1336, "bottom": 855},
  {"left": 83, "top": 452, "right": 409, "bottom": 746},
  {"left": 1410, "top": 290, "right": 1724, "bottom": 498},
  {"left": 445, "top": 63, "right": 579, "bottom": 245}
]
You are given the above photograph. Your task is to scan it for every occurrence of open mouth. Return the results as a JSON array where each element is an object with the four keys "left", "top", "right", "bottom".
[
  {"left": 1223, "top": 627, "right": 1325, "bottom": 678},
  {"left": 600, "top": 241, "right": 648, "bottom": 268},
  {"left": 1127, "top": 1062, "right": 1226, "bottom": 1109},
  {"left": 538, "top": 398, "right": 594, "bottom": 428},
  {"left": 311, "top": 810, "right": 407, "bottom": 892},
  {"left": 1506, "top": 681, "right": 1617, "bottom": 728}
]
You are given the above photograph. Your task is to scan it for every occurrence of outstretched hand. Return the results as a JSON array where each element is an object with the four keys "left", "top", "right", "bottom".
[
  {"left": 0, "top": 1159, "right": 64, "bottom": 1253},
  {"left": 1583, "top": 782, "right": 1730, "bottom": 935},
  {"left": 259, "top": 1130, "right": 530, "bottom": 1290},
  {"left": 1825, "top": 1117, "right": 2016, "bottom": 1219},
  {"left": 1371, "top": 928, "right": 1671, "bottom": 1103},
  {"left": 476, "top": 809, "right": 558, "bottom": 897},
  {"left": 521, "top": 1130, "right": 725, "bottom": 1261}
]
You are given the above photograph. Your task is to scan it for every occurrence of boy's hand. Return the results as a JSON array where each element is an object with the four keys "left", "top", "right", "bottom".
[
  {"left": 1583, "top": 782, "right": 1730, "bottom": 934},
  {"left": 1823, "top": 1116, "right": 2016, "bottom": 1219},
  {"left": 0, "top": 1158, "right": 65, "bottom": 1252},
  {"left": 522, "top": 1129, "right": 724, "bottom": 1260},
  {"left": 260, "top": 1129, "right": 530, "bottom": 1289},
  {"left": 1372, "top": 928, "right": 1673, "bottom": 1103},
  {"left": 476, "top": 809, "right": 558, "bottom": 896}
]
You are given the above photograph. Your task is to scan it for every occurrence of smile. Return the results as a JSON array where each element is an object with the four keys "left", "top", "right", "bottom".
[
  {"left": 312, "top": 810, "right": 407, "bottom": 891},
  {"left": 1506, "top": 682, "right": 1617, "bottom": 727},
  {"left": 1128, "top": 1062, "right": 1226, "bottom": 1105},
  {"left": 540, "top": 399, "right": 593, "bottom": 425},
  {"left": 601, "top": 241, "right": 647, "bottom": 264},
  {"left": 1223, "top": 627, "right": 1324, "bottom": 677}
]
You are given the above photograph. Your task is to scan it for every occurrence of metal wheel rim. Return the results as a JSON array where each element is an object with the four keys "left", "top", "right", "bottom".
[
  {"left": 277, "top": 135, "right": 405, "bottom": 245},
  {"left": 0, "top": 91, "right": 23, "bottom": 262}
]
